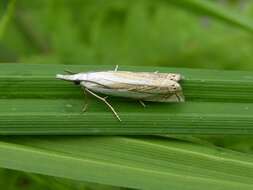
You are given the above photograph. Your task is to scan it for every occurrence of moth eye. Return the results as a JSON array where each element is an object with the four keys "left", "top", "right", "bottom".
[{"left": 74, "top": 81, "right": 81, "bottom": 85}]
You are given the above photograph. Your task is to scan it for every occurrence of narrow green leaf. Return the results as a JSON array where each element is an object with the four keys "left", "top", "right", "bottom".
[
  {"left": 0, "top": 136, "right": 253, "bottom": 190},
  {"left": 0, "top": 63, "right": 253, "bottom": 134},
  {"left": 166, "top": 0, "right": 253, "bottom": 33},
  {"left": 0, "top": 0, "right": 16, "bottom": 39},
  {"left": 1, "top": 63, "right": 253, "bottom": 102},
  {"left": 1, "top": 99, "right": 253, "bottom": 135}
]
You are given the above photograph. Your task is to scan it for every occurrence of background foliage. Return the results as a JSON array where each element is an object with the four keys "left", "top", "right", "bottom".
[
  {"left": 1, "top": 0, "right": 253, "bottom": 189},
  {"left": 2, "top": 0, "right": 253, "bottom": 70}
]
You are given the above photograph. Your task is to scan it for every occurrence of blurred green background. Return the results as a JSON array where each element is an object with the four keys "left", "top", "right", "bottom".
[
  {"left": 1, "top": 0, "right": 253, "bottom": 70},
  {"left": 1, "top": 0, "right": 253, "bottom": 189}
]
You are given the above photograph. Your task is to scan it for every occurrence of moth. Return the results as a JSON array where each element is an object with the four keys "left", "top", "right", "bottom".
[{"left": 56, "top": 66, "right": 184, "bottom": 121}]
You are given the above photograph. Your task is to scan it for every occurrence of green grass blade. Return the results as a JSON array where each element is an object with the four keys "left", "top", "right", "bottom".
[
  {"left": 1, "top": 63, "right": 253, "bottom": 135},
  {"left": 1, "top": 63, "right": 253, "bottom": 102},
  {"left": 1, "top": 99, "right": 253, "bottom": 135},
  {"left": 0, "top": 136, "right": 253, "bottom": 190},
  {"left": 194, "top": 135, "right": 253, "bottom": 155},
  {"left": 167, "top": 0, "right": 253, "bottom": 33},
  {"left": 0, "top": 0, "right": 16, "bottom": 39}
]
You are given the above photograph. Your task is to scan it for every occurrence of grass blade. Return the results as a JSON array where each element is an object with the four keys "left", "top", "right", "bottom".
[
  {"left": 0, "top": 0, "right": 16, "bottom": 39},
  {"left": 1, "top": 99, "right": 253, "bottom": 135},
  {"left": 167, "top": 0, "right": 253, "bottom": 33},
  {"left": 0, "top": 136, "right": 253, "bottom": 190},
  {"left": 1, "top": 63, "right": 253, "bottom": 102},
  {"left": 0, "top": 63, "right": 253, "bottom": 134}
]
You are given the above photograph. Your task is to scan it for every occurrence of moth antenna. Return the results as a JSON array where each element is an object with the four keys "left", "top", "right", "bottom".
[
  {"left": 84, "top": 88, "right": 121, "bottom": 121},
  {"left": 64, "top": 69, "right": 77, "bottom": 74}
]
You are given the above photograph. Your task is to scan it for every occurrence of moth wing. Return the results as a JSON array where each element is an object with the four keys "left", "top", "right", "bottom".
[
  {"left": 138, "top": 72, "right": 182, "bottom": 82},
  {"left": 116, "top": 82, "right": 185, "bottom": 102},
  {"left": 82, "top": 71, "right": 184, "bottom": 101},
  {"left": 141, "top": 91, "right": 185, "bottom": 102},
  {"left": 106, "top": 74, "right": 182, "bottom": 94},
  {"left": 108, "top": 83, "right": 177, "bottom": 96},
  {"left": 112, "top": 71, "right": 182, "bottom": 82},
  {"left": 126, "top": 85, "right": 169, "bottom": 94}
]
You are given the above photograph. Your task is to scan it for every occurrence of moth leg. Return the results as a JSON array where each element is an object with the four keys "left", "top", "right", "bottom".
[
  {"left": 114, "top": 65, "right": 119, "bottom": 72},
  {"left": 64, "top": 69, "right": 77, "bottom": 74},
  {"left": 82, "top": 103, "right": 88, "bottom": 112},
  {"left": 175, "top": 93, "right": 180, "bottom": 102},
  {"left": 139, "top": 100, "right": 146, "bottom": 107},
  {"left": 175, "top": 91, "right": 185, "bottom": 102},
  {"left": 81, "top": 88, "right": 89, "bottom": 112},
  {"left": 84, "top": 88, "right": 121, "bottom": 121}
]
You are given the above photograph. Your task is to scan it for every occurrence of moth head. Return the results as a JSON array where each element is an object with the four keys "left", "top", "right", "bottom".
[{"left": 56, "top": 73, "right": 87, "bottom": 85}]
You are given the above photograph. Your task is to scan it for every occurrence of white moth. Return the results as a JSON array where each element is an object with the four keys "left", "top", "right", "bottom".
[{"left": 56, "top": 66, "right": 184, "bottom": 121}]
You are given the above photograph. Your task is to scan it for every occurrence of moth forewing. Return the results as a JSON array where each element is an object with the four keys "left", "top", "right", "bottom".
[
  {"left": 80, "top": 73, "right": 182, "bottom": 101},
  {"left": 56, "top": 70, "right": 184, "bottom": 121},
  {"left": 80, "top": 71, "right": 182, "bottom": 92},
  {"left": 142, "top": 91, "right": 185, "bottom": 102},
  {"left": 113, "top": 71, "right": 182, "bottom": 82}
]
